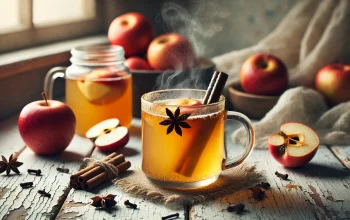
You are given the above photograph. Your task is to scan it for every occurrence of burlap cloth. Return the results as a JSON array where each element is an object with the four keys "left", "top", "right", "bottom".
[
  {"left": 114, "top": 164, "right": 261, "bottom": 210},
  {"left": 212, "top": 0, "right": 350, "bottom": 148}
]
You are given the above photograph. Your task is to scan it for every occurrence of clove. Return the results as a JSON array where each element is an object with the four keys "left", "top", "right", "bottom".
[
  {"left": 275, "top": 171, "right": 288, "bottom": 180},
  {"left": 28, "top": 169, "right": 41, "bottom": 176},
  {"left": 20, "top": 182, "right": 33, "bottom": 189},
  {"left": 38, "top": 189, "right": 51, "bottom": 197},
  {"left": 162, "top": 213, "right": 179, "bottom": 220},
  {"left": 249, "top": 186, "right": 265, "bottom": 200},
  {"left": 256, "top": 182, "right": 271, "bottom": 189},
  {"left": 227, "top": 203, "right": 245, "bottom": 214},
  {"left": 124, "top": 200, "right": 137, "bottom": 209},
  {"left": 56, "top": 167, "right": 69, "bottom": 173}
]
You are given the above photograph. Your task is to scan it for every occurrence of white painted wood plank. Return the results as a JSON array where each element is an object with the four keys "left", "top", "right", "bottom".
[
  {"left": 330, "top": 145, "right": 350, "bottom": 169},
  {"left": 57, "top": 119, "right": 186, "bottom": 220},
  {"left": 191, "top": 146, "right": 350, "bottom": 220},
  {"left": 0, "top": 116, "right": 94, "bottom": 219}
]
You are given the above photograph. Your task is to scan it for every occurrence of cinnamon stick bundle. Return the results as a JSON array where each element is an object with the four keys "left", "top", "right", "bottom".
[
  {"left": 174, "top": 71, "right": 228, "bottom": 177},
  {"left": 70, "top": 152, "right": 130, "bottom": 191}
]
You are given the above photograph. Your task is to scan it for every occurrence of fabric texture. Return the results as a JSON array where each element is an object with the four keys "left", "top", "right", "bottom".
[
  {"left": 115, "top": 164, "right": 261, "bottom": 210},
  {"left": 212, "top": 0, "right": 350, "bottom": 148}
]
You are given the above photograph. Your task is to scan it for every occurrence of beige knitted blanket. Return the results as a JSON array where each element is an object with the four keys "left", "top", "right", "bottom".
[{"left": 212, "top": 0, "right": 350, "bottom": 148}]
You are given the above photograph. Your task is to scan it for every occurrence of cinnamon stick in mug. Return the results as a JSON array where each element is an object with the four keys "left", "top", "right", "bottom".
[
  {"left": 174, "top": 71, "right": 228, "bottom": 176},
  {"left": 70, "top": 152, "right": 118, "bottom": 181}
]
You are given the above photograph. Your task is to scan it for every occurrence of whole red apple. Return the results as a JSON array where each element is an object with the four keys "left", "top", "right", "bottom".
[
  {"left": 315, "top": 63, "right": 350, "bottom": 105},
  {"left": 268, "top": 122, "right": 319, "bottom": 168},
  {"left": 124, "top": 57, "right": 152, "bottom": 70},
  {"left": 240, "top": 54, "right": 288, "bottom": 96},
  {"left": 147, "top": 33, "right": 195, "bottom": 70},
  {"left": 108, "top": 12, "right": 154, "bottom": 57},
  {"left": 18, "top": 94, "right": 76, "bottom": 155}
]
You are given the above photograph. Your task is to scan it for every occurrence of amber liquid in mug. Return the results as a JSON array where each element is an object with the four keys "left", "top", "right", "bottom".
[
  {"left": 142, "top": 100, "right": 225, "bottom": 183},
  {"left": 66, "top": 75, "right": 132, "bottom": 136}
]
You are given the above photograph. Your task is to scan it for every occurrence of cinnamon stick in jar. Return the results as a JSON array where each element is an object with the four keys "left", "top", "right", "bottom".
[
  {"left": 78, "top": 154, "right": 125, "bottom": 183},
  {"left": 70, "top": 152, "right": 118, "bottom": 181}
]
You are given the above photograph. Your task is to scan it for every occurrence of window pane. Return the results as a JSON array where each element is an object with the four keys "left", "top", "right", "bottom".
[
  {"left": 0, "top": 0, "right": 20, "bottom": 31},
  {"left": 33, "top": 0, "right": 95, "bottom": 26}
]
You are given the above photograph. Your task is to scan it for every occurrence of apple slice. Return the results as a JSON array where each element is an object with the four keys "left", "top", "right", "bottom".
[
  {"left": 268, "top": 122, "right": 320, "bottom": 167},
  {"left": 166, "top": 98, "right": 202, "bottom": 115},
  {"left": 94, "top": 127, "right": 129, "bottom": 152},
  {"left": 86, "top": 118, "right": 119, "bottom": 141},
  {"left": 77, "top": 68, "right": 127, "bottom": 105}
]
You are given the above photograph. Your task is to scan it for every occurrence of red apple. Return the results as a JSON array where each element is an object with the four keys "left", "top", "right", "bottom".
[
  {"left": 315, "top": 63, "right": 350, "bottom": 105},
  {"left": 124, "top": 57, "right": 152, "bottom": 70},
  {"left": 108, "top": 12, "right": 154, "bottom": 57},
  {"left": 86, "top": 118, "right": 129, "bottom": 152},
  {"left": 18, "top": 94, "right": 76, "bottom": 155},
  {"left": 268, "top": 122, "right": 319, "bottom": 168},
  {"left": 77, "top": 68, "right": 128, "bottom": 105},
  {"left": 147, "top": 33, "right": 195, "bottom": 70},
  {"left": 240, "top": 54, "right": 288, "bottom": 96}
]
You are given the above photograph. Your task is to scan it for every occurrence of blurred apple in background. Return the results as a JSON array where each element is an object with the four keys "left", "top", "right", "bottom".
[
  {"left": 124, "top": 57, "right": 152, "bottom": 70},
  {"left": 315, "top": 63, "right": 350, "bottom": 105},
  {"left": 18, "top": 94, "right": 76, "bottom": 155},
  {"left": 108, "top": 12, "right": 154, "bottom": 57},
  {"left": 147, "top": 33, "right": 195, "bottom": 71},
  {"left": 240, "top": 54, "right": 288, "bottom": 96},
  {"left": 268, "top": 122, "right": 319, "bottom": 168}
]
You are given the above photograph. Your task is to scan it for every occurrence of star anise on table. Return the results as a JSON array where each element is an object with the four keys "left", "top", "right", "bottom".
[
  {"left": 90, "top": 194, "right": 117, "bottom": 209},
  {"left": 0, "top": 154, "right": 23, "bottom": 176},
  {"left": 159, "top": 107, "right": 191, "bottom": 136}
]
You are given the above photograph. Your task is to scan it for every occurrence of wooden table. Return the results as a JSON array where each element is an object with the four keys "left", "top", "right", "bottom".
[{"left": 0, "top": 116, "right": 349, "bottom": 220}]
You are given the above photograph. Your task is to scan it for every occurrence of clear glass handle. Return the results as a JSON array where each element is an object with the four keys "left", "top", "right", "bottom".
[
  {"left": 43, "top": 67, "right": 67, "bottom": 99},
  {"left": 222, "top": 111, "right": 255, "bottom": 170}
]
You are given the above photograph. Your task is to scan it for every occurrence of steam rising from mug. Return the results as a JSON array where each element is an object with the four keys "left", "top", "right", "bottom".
[{"left": 154, "top": 2, "right": 230, "bottom": 90}]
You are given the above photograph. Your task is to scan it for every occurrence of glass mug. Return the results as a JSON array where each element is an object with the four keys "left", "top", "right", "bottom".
[
  {"left": 141, "top": 89, "right": 255, "bottom": 188},
  {"left": 44, "top": 45, "right": 133, "bottom": 136}
]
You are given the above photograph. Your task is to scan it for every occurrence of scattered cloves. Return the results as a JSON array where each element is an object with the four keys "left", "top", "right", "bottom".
[
  {"left": 249, "top": 186, "right": 265, "bottom": 200},
  {"left": 256, "top": 182, "right": 271, "bottom": 189},
  {"left": 162, "top": 213, "right": 179, "bottom": 220},
  {"left": 124, "top": 200, "right": 137, "bottom": 209},
  {"left": 38, "top": 189, "right": 51, "bottom": 197},
  {"left": 28, "top": 169, "right": 41, "bottom": 176},
  {"left": 275, "top": 171, "right": 288, "bottom": 180},
  {"left": 227, "top": 203, "right": 245, "bottom": 214},
  {"left": 20, "top": 182, "right": 33, "bottom": 189},
  {"left": 56, "top": 167, "right": 69, "bottom": 173}
]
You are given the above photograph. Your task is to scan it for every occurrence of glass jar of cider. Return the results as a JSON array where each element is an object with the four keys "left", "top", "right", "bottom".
[{"left": 44, "top": 45, "right": 132, "bottom": 136}]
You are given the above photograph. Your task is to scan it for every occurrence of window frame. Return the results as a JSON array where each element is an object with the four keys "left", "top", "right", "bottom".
[{"left": 0, "top": 0, "right": 105, "bottom": 53}]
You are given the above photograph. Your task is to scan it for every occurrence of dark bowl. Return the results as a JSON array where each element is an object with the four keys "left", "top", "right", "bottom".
[
  {"left": 131, "top": 57, "right": 216, "bottom": 117},
  {"left": 228, "top": 83, "right": 280, "bottom": 119}
]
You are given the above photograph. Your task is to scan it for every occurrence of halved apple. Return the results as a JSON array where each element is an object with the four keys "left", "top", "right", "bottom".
[
  {"left": 86, "top": 118, "right": 129, "bottom": 151},
  {"left": 77, "top": 68, "right": 128, "bottom": 105},
  {"left": 268, "top": 122, "right": 320, "bottom": 167}
]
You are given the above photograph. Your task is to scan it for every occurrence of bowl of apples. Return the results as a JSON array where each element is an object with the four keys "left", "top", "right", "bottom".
[
  {"left": 108, "top": 12, "right": 215, "bottom": 117},
  {"left": 228, "top": 54, "right": 288, "bottom": 119}
]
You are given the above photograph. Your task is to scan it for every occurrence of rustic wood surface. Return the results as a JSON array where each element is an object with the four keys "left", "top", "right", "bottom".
[{"left": 0, "top": 116, "right": 349, "bottom": 220}]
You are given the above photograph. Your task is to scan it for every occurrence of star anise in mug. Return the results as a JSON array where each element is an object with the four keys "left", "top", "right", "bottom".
[
  {"left": 90, "top": 194, "right": 117, "bottom": 209},
  {"left": 159, "top": 107, "right": 191, "bottom": 136},
  {"left": 0, "top": 154, "right": 23, "bottom": 176}
]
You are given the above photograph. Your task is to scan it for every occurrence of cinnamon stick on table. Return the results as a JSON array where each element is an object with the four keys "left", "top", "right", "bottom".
[
  {"left": 174, "top": 71, "right": 228, "bottom": 177},
  {"left": 70, "top": 152, "right": 118, "bottom": 181},
  {"left": 82, "top": 161, "right": 131, "bottom": 190},
  {"left": 78, "top": 154, "right": 125, "bottom": 183}
]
